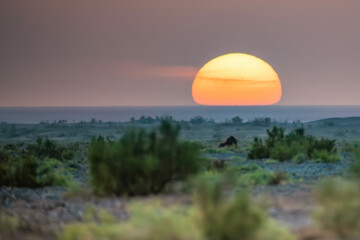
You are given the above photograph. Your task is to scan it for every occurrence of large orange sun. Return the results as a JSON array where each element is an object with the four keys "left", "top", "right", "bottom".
[{"left": 192, "top": 53, "right": 282, "bottom": 105}]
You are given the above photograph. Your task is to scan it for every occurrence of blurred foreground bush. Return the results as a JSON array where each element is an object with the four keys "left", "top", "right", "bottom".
[
  {"left": 88, "top": 120, "right": 206, "bottom": 196},
  {"left": 314, "top": 178, "right": 360, "bottom": 239},
  {"left": 60, "top": 172, "right": 296, "bottom": 240},
  {"left": 248, "top": 126, "right": 338, "bottom": 162},
  {"left": 349, "top": 146, "right": 360, "bottom": 179},
  {"left": 194, "top": 173, "right": 296, "bottom": 240}
]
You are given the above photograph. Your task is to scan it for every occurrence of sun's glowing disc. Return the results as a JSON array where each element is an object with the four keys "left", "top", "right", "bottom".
[{"left": 192, "top": 53, "right": 282, "bottom": 105}]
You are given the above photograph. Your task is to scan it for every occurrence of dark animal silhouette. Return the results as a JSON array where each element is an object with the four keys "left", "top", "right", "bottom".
[{"left": 218, "top": 136, "right": 237, "bottom": 148}]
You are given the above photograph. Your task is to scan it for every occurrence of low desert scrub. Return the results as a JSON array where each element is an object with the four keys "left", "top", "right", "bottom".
[
  {"left": 248, "top": 126, "right": 338, "bottom": 162},
  {"left": 312, "top": 150, "right": 340, "bottom": 163},
  {"left": 26, "top": 137, "right": 77, "bottom": 161},
  {"left": 314, "top": 178, "right": 360, "bottom": 239},
  {"left": 238, "top": 169, "right": 289, "bottom": 186},
  {"left": 292, "top": 153, "right": 307, "bottom": 164},
  {"left": 88, "top": 120, "right": 206, "bottom": 196},
  {"left": 0, "top": 150, "right": 74, "bottom": 187}
]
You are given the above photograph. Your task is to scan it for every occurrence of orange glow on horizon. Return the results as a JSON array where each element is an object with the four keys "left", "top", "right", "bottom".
[{"left": 192, "top": 53, "right": 282, "bottom": 105}]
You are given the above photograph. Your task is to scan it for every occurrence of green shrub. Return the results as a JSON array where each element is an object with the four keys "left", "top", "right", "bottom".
[
  {"left": 247, "top": 137, "right": 268, "bottom": 159},
  {"left": 88, "top": 120, "right": 206, "bottom": 196},
  {"left": 269, "top": 141, "right": 307, "bottom": 162},
  {"left": 292, "top": 153, "right": 307, "bottom": 164},
  {"left": 248, "top": 126, "right": 338, "bottom": 162},
  {"left": 26, "top": 137, "right": 76, "bottom": 161},
  {"left": 314, "top": 178, "right": 360, "bottom": 239},
  {"left": 37, "top": 158, "right": 75, "bottom": 186},
  {"left": 349, "top": 146, "right": 360, "bottom": 179},
  {"left": 266, "top": 126, "right": 285, "bottom": 149},
  {"left": 0, "top": 150, "right": 74, "bottom": 188},
  {"left": 341, "top": 141, "right": 359, "bottom": 153},
  {"left": 0, "top": 152, "right": 39, "bottom": 188},
  {"left": 307, "top": 137, "right": 336, "bottom": 157},
  {"left": 238, "top": 169, "right": 276, "bottom": 186},
  {"left": 312, "top": 150, "right": 340, "bottom": 163}
]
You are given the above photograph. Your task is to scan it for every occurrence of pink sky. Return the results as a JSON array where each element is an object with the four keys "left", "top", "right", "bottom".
[{"left": 1, "top": 0, "right": 360, "bottom": 106}]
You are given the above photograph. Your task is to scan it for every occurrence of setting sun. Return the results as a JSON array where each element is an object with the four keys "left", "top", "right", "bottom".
[{"left": 192, "top": 53, "right": 282, "bottom": 105}]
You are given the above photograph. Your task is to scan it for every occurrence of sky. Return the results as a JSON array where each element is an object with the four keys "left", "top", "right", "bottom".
[{"left": 1, "top": 0, "right": 360, "bottom": 106}]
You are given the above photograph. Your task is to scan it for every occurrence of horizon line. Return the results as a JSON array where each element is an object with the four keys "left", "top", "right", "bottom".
[{"left": 1, "top": 104, "right": 360, "bottom": 108}]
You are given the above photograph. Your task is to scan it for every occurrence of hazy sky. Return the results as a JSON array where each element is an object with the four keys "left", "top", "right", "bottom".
[{"left": 1, "top": 0, "right": 360, "bottom": 106}]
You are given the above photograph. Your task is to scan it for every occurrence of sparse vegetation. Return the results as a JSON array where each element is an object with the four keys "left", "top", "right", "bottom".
[
  {"left": 190, "top": 115, "right": 207, "bottom": 125},
  {"left": 251, "top": 117, "right": 272, "bottom": 126}
]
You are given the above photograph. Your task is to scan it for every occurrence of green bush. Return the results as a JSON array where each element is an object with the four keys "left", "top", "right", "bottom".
[
  {"left": 247, "top": 137, "right": 268, "bottom": 159},
  {"left": 314, "top": 178, "right": 360, "bottom": 239},
  {"left": 248, "top": 126, "right": 338, "bottom": 162},
  {"left": 0, "top": 150, "right": 73, "bottom": 188},
  {"left": 349, "top": 146, "right": 360, "bottom": 179},
  {"left": 312, "top": 150, "right": 340, "bottom": 163},
  {"left": 88, "top": 120, "right": 206, "bottom": 196},
  {"left": 26, "top": 137, "right": 76, "bottom": 161},
  {"left": 238, "top": 169, "right": 278, "bottom": 186},
  {"left": 37, "top": 158, "right": 75, "bottom": 186},
  {"left": 270, "top": 141, "right": 307, "bottom": 162},
  {"left": 307, "top": 137, "right": 336, "bottom": 157},
  {"left": 292, "top": 153, "right": 307, "bottom": 164},
  {"left": 0, "top": 151, "right": 39, "bottom": 188}
]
